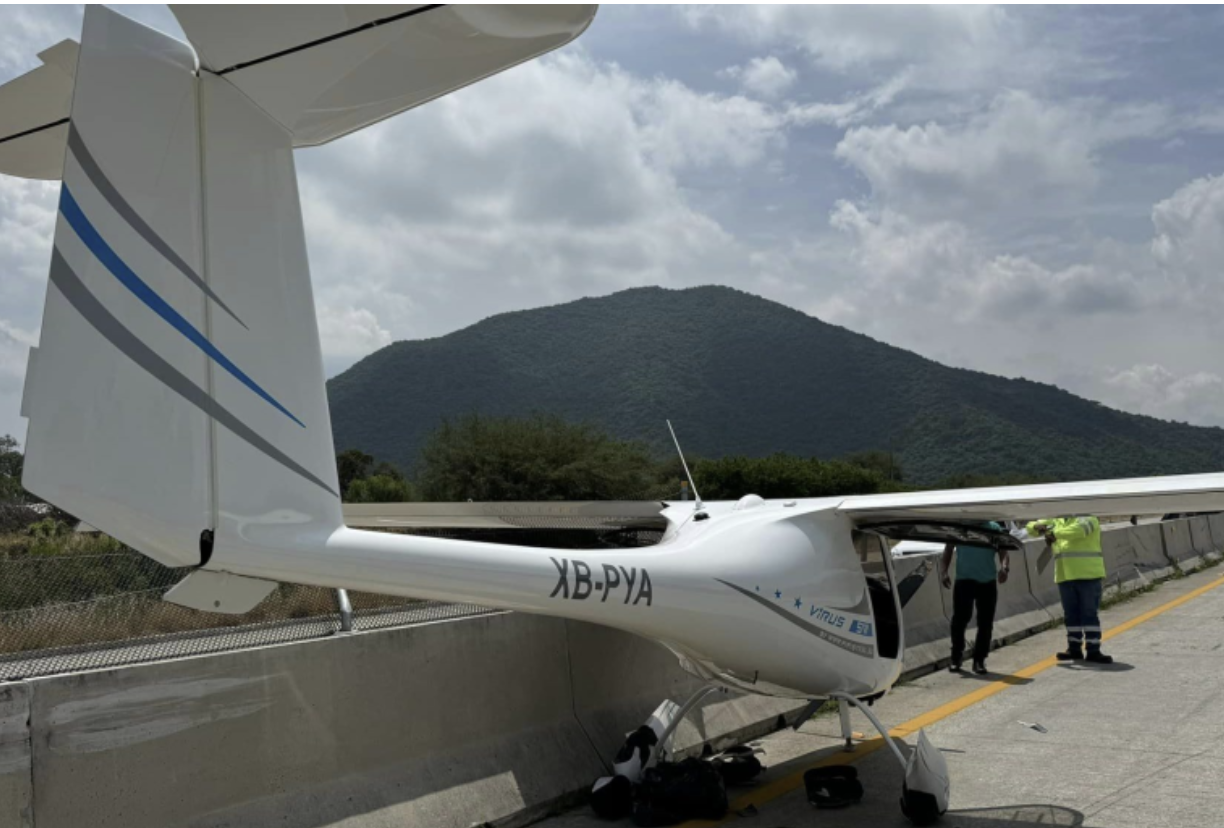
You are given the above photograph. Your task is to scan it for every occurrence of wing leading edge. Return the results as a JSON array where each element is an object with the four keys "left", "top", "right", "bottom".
[
  {"left": 171, "top": 4, "right": 599, "bottom": 147},
  {"left": 837, "top": 472, "right": 1224, "bottom": 524}
]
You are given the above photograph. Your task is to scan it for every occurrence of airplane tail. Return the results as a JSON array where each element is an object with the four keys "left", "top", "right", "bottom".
[
  {"left": 12, "top": 5, "right": 597, "bottom": 577},
  {"left": 21, "top": 7, "right": 343, "bottom": 567}
]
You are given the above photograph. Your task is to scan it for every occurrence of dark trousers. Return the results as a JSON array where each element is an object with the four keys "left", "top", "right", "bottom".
[
  {"left": 1058, "top": 578, "right": 1104, "bottom": 652},
  {"left": 951, "top": 579, "right": 998, "bottom": 662}
]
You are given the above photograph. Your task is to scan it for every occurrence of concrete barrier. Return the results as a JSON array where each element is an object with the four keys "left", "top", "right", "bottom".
[
  {"left": 895, "top": 555, "right": 950, "bottom": 674},
  {"left": 1162, "top": 519, "right": 1196, "bottom": 567},
  {"left": 27, "top": 612, "right": 605, "bottom": 828},
  {"left": 1102, "top": 522, "right": 1173, "bottom": 591},
  {"left": 564, "top": 621, "right": 803, "bottom": 765},
  {"left": 1021, "top": 538, "right": 1062, "bottom": 619},
  {"left": 0, "top": 684, "right": 31, "bottom": 828},
  {"left": 1189, "top": 515, "right": 1218, "bottom": 560},
  {"left": 1210, "top": 513, "right": 1224, "bottom": 550}
]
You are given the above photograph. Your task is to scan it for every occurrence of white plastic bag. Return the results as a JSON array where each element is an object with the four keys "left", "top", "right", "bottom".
[{"left": 901, "top": 730, "right": 949, "bottom": 825}]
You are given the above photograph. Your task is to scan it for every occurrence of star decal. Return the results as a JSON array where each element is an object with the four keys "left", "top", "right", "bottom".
[
  {"left": 794, "top": 597, "right": 803, "bottom": 609},
  {"left": 775, "top": 589, "right": 782, "bottom": 599}
]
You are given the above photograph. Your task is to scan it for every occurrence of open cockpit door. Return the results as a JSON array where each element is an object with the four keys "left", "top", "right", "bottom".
[{"left": 853, "top": 531, "right": 903, "bottom": 662}]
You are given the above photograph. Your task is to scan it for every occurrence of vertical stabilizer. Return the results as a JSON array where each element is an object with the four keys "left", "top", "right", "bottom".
[
  {"left": 23, "top": 8, "right": 211, "bottom": 566},
  {"left": 22, "top": 7, "right": 342, "bottom": 568},
  {"left": 20, "top": 4, "right": 598, "bottom": 576}
]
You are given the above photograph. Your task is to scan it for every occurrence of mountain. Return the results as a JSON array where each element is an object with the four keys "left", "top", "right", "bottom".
[{"left": 327, "top": 286, "right": 1224, "bottom": 485}]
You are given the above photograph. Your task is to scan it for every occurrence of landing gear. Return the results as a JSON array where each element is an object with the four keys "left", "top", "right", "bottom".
[
  {"left": 829, "top": 693, "right": 907, "bottom": 768},
  {"left": 645, "top": 684, "right": 726, "bottom": 769},
  {"left": 838, "top": 699, "right": 855, "bottom": 752},
  {"left": 830, "top": 693, "right": 950, "bottom": 826}
]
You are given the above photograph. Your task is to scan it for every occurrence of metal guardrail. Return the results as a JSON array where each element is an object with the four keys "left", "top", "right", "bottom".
[{"left": 0, "top": 543, "right": 502, "bottom": 682}]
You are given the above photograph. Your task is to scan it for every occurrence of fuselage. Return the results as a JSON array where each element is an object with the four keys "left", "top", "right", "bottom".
[{"left": 209, "top": 495, "right": 906, "bottom": 701}]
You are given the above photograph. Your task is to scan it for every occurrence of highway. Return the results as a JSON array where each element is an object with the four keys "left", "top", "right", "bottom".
[{"left": 541, "top": 564, "right": 1224, "bottom": 828}]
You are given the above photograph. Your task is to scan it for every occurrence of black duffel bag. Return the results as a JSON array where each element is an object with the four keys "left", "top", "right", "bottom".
[{"left": 632, "top": 758, "right": 729, "bottom": 826}]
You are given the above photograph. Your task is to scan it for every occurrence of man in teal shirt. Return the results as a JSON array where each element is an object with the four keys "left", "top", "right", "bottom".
[{"left": 940, "top": 521, "right": 1011, "bottom": 674}]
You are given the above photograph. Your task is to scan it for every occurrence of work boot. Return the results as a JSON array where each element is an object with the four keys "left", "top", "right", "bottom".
[
  {"left": 972, "top": 659, "right": 987, "bottom": 675},
  {"left": 1056, "top": 645, "right": 1084, "bottom": 662},
  {"left": 1085, "top": 650, "right": 1114, "bottom": 665}
]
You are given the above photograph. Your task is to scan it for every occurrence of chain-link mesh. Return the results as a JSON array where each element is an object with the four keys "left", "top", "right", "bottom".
[
  {"left": 0, "top": 532, "right": 499, "bottom": 681},
  {"left": 0, "top": 524, "right": 657, "bottom": 682}
]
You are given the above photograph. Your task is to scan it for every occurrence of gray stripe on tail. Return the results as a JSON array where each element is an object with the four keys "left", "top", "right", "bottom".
[
  {"left": 48, "top": 248, "right": 338, "bottom": 498},
  {"left": 66, "top": 125, "right": 248, "bottom": 329}
]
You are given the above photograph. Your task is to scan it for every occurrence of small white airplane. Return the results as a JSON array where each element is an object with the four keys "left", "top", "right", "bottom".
[{"left": 5, "top": 5, "right": 1224, "bottom": 821}]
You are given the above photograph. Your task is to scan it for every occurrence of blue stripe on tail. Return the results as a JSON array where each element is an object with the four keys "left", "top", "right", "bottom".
[{"left": 59, "top": 186, "right": 306, "bottom": 428}]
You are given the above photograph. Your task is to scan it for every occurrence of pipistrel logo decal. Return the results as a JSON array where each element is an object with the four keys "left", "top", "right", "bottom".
[{"left": 717, "top": 579, "right": 875, "bottom": 658}]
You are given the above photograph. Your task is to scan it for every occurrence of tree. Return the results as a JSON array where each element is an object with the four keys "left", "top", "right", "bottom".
[
  {"left": 694, "top": 453, "right": 892, "bottom": 500},
  {"left": 843, "top": 450, "right": 903, "bottom": 484},
  {"left": 345, "top": 474, "right": 417, "bottom": 504},
  {"left": 335, "top": 449, "right": 374, "bottom": 497},
  {"left": 1, "top": 435, "right": 26, "bottom": 503},
  {"left": 417, "top": 413, "right": 660, "bottom": 501}
]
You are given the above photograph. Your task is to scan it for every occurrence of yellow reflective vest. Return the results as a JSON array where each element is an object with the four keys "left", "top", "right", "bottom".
[{"left": 1026, "top": 517, "right": 1105, "bottom": 583}]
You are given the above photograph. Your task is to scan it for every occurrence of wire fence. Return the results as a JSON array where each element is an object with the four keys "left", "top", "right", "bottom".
[{"left": 0, "top": 522, "right": 662, "bottom": 682}]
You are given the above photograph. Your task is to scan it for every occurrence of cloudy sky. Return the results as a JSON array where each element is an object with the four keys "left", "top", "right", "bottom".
[{"left": 3, "top": 5, "right": 1224, "bottom": 444}]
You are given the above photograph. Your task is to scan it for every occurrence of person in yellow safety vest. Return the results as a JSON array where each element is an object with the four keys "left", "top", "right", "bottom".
[{"left": 1026, "top": 516, "right": 1113, "bottom": 664}]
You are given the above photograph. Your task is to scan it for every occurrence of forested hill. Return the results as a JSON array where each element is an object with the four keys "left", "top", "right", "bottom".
[{"left": 327, "top": 286, "right": 1224, "bottom": 484}]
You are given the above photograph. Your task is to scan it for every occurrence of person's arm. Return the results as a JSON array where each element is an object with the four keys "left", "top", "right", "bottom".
[
  {"left": 1051, "top": 516, "right": 1099, "bottom": 541},
  {"left": 997, "top": 547, "right": 1011, "bottom": 584},
  {"left": 1028, "top": 519, "right": 1055, "bottom": 545},
  {"left": 940, "top": 543, "right": 954, "bottom": 589}
]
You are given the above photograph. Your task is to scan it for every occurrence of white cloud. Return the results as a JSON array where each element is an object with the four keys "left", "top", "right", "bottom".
[
  {"left": 1100, "top": 364, "right": 1224, "bottom": 427},
  {"left": 720, "top": 55, "right": 797, "bottom": 100},
  {"left": 297, "top": 52, "right": 775, "bottom": 354},
  {"left": 686, "top": 4, "right": 1011, "bottom": 78},
  {"left": 0, "top": 320, "right": 35, "bottom": 395},
  {"left": 1151, "top": 172, "right": 1224, "bottom": 303},
  {"left": 315, "top": 305, "right": 392, "bottom": 369},
  {"left": 835, "top": 92, "right": 1170, "bottom": 218},
  {"left": 787, "top": 71, "right": 911, "bottom": 128},
  {"left": 0, "top": 177, "right": 59, "bottom": 285},
  {"left": 819, "top": 201, "right": 1145, "bottom": 330}
]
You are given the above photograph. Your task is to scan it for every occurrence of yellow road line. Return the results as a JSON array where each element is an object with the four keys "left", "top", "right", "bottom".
[{"left": 685, "top": 569, "right": 1224, "bottom": 825}]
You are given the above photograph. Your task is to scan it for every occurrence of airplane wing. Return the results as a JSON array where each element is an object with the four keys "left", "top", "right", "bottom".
[
  {"left": 0, "top": 39, "right": 78, "bottom": 179},
  {"left": 837, "top": 471, "right": 1224, "bottom": 528},
  {"left": 170, "top": 5, "right": 598, "bottom": 147},
  {"left": 1, "top": 6, "right": 596, "bottom": 179}
]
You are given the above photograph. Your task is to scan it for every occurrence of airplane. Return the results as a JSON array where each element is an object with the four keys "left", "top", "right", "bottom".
[{"left": 5, "top": 5, "right": 1224, "bottom": 822}]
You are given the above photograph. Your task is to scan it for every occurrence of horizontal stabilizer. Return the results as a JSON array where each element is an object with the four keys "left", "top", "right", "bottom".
[
  {"left": 0, "top": 39, "right": 79, "bottom": 180},
  {"left": 164, "top": 570, "right": 279, "bottom": 615}
]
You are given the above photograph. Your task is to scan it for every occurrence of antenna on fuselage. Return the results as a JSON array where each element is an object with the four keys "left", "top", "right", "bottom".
[{"left": 666, "top": 420, "right": 703, "bottom": 511}]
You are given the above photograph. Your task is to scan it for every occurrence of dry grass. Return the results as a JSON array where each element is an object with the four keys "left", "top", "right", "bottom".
[{"left": 0, "top": 530, "right": 420, "bottom": 657}]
